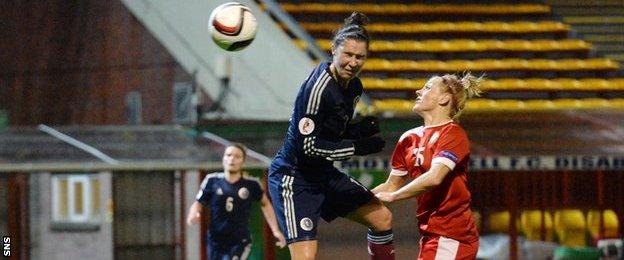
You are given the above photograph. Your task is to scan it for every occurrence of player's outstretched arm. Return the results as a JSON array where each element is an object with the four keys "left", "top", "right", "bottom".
[
  {"left": 186, "top": 201, "right": 203, "bottom": 226},
  {"left": 376, "top": 163, "right": 451, "bottom": 202},
  {"left": 260, "top": 194, "right": 287, "bottom": 248},
  {"left": 371, "top": 174, "right": 408, "bottom": 195}
]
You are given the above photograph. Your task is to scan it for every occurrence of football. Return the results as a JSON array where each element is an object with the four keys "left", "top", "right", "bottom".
[{"left": 208, "top": 2, "right": 258, "bottom": 52}]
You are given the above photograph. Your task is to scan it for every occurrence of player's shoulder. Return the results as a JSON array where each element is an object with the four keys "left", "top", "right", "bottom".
[
  {"left": 205, "top": 172, "right": 226, "bottom": 179},
  {"left": 304, "top": 62, "right": 331, "bottom": 89},
  {"left": 443, "top": 122, "right": 468, "bottom": 137},
  {"left": 350, "top": 77, "right": 364, "bottom": 92},
  {"left": 203, "top": 172, "right": 225, "bottom": 183},
  {"left": 200, "top": 172, "right": 225, "bottom": 189},
  {"left": 398, "top": 125, "right": 425, "bottom": 142},
  {"left": 242, "top": 175, "right": 262, "bottom": 186}
]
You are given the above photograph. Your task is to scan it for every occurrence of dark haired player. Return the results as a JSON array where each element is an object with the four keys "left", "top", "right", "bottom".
[{"left": 268, "top": 12, "right": 395, "bottom": 260}]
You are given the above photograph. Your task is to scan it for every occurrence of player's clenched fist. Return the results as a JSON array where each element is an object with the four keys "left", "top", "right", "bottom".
[
  {"left": 186, "top": 207, "right": 201, "bottom": 226},
  {"left": 375, "top": 192, "right": 397, "bottom": 203}
]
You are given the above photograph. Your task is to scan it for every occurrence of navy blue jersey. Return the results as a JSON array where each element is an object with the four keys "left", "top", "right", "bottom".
[
  {"left": 272, "top": 62, "right": 364, "bottom": 173},
  {"left": 196, "top": 173, "right": 263, "bottom": 245}
]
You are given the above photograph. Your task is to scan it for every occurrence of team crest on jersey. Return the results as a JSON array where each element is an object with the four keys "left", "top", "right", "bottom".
[
  {"left": 238, "top": 187, "right": 249, "bottom": 199},
  {"left": 429, "top": 131, "right": 440, "bottom": 145},
  {"left": 216, "top": 188, "right": 223, "bottom": 195},
  {"left": 298, "top": 117, "right": 315, "bottom": 135},
  {"left": 300, "top": 217, "right": 314, "bottom": 231}
]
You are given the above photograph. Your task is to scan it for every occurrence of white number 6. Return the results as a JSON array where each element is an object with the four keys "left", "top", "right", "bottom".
[{"left": 225, "top": 197, "right": 234, "bottom": 212}]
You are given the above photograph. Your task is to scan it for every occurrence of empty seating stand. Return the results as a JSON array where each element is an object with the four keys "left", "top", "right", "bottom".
[
  {"left": 277, "top": 0, "right": 623, "bottom": 113},
  {"left": 546, "top": 0, "right": 624, "bottom": 65}
]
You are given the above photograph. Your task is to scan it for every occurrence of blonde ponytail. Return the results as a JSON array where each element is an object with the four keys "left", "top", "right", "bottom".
[{"left": 441, "top": 72, "right": 484, "bottom": 119}]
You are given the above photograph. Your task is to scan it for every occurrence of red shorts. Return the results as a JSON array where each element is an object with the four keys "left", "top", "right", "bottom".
[{"left": 418, "top": 235, "right": 479, "bottom": 260}]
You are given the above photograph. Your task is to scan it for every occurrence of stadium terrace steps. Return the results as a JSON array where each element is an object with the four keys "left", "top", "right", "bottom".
[
  {"left": 276, "top": 0, "right": 624, "bottom": 112},
  {"left": 545, "top": 0, "right": 624, "bottom": 72}
]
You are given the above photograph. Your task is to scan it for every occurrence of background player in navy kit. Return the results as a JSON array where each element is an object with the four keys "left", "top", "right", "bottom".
[
  {"left": 269, "top": 12, "right": 395, "bottom": 260},
  {"left": 187, "top": 143, "right": 286, "bottom": 260}
]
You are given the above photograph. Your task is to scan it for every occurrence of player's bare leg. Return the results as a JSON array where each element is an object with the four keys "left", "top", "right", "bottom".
[
  {"left": 288, "top": 240, "right": 317, "bottom": 260},
  {"left": 346, "top": 198, "right": 395, "bottom": 260}
]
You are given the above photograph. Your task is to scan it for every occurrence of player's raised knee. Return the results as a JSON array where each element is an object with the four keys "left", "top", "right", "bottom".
[{"left": 372, "top": 206, "right": 393, "bottom": 231}]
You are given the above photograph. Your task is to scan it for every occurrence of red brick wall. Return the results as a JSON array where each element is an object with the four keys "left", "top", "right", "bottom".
[{"left": 0, "top": 0, "right": 189, "bottom": 125}]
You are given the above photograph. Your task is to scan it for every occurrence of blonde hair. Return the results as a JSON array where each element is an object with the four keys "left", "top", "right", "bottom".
[{"left": 440, "top": 72, "right": 484, "bottom": 119}]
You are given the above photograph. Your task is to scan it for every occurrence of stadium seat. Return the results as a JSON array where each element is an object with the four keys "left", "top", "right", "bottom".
[
  {"left": 489, "top": 211, "right": 512, "bottom": 233},
  {"left": 554, "top": 209, "right": 587, "bottom": 247},
  {"left": 520, "top": 210, "right": 554, "bottom": 241},
  {"left": 587, "top": 209, "right": 620, "bottom": 240}
]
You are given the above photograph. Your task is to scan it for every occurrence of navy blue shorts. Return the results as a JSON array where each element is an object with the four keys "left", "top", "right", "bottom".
[
  {"left": 208, "top": 238, "right": 252, "bottom": 260},
  {"left": 268, "top": 166, "right": 374, "bottom": 244}
]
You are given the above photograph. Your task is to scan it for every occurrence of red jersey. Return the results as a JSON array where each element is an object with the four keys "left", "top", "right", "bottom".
[{"left": 390, "top": 121, "right": 478, "bottom": 243}]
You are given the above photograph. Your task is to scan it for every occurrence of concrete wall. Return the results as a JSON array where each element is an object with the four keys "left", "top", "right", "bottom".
[
  {"left": 30, "top": 173, "right": 113, "bottom": 260},
  {"left": 184, "top": 170, "right": 201, "bottom": 260}
]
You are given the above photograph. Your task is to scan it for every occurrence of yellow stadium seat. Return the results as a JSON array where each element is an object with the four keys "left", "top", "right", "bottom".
[
  {"left": 608, "top": 79, "right": 624, "bottom": 90},
  {"left": 554, "top": 209, "right": 587, "bottom": 247},
  {"left": 582, "top": 79, "right": 609, "bottom": 90},
  {"left": 552, "top": 78, "right": 581, "bottom": 90},
  {"left": 505, "top": 40, "right": 532, "bottom": 51},
  {"left": 489, "top": 211, "right": 511, "bottom": 233},
  {"left": 524, "top": 99, "right": 556, "bottom": 110},
  {"left": 521, "top": 210, "right": 554, "bottom": 241},
  {"left": 530, "top": 59, "right": 557, "bottom": 70},
  {"left": 587, "top": 210, "right": 620, "bottom": 240},
  {"left": 465, "top": 99, "right": 497, "bottom": 110},
  {"left": 553, "top": 99, "right": 583, "bottom": 109},
  {"left": 584, "top": 59, "right": 620, "bottom": 70},
  {"left": 526, "top": 78, "right": 556, "bottom": 90}
]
